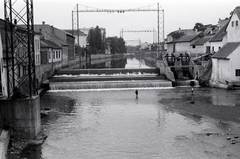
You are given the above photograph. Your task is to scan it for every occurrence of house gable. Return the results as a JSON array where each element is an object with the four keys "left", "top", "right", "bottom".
[{"left": 226, "top": 6, "right": 240, "bottom": 42}]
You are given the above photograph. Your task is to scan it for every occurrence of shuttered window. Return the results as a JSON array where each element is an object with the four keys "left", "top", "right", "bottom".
[{"left": 236, "top": 69, "right": 240, "bottom": 76}]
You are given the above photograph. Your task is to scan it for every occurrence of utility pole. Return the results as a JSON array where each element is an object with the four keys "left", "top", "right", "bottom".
[
  {"left": 77, "top": 4, "right": 81, "bottom": 68},
  {"left": 157, "top": 3, "right": 160, "bottom": 57}
]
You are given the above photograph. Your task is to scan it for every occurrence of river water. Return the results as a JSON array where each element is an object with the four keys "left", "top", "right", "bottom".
[
  {"left": 81, "top": 56, "right": 152, "bottom": 69},
  {"left": 20, "top": 88, "right": 240, "bottom": 159},
  {"left": 20, "top": 57, "right": 240, "bottom": 159}
]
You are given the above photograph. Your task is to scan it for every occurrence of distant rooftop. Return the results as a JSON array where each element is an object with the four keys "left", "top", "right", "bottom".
[
  {"left": 176, "top": 33, "right": 201, "bottom": 43},
  {"left": 41, "top": 39, "right": 61, "bottom": 49},
  {"left": 209, "top": 23, "right": 228, "bottom": 42}
]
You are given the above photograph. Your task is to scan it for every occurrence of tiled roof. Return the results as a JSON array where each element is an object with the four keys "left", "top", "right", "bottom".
[
  {"left": 212, "top": 42, "right": 240, "bottom": 59},
  {"left": 235, "top": 6, "right": 240, "bottom": 20},
  {"left": 64, "top": 29, "right": 86, "bottom": 36},
  {"left": 41, "top": 39, "right": 61, "bottom": 49},
  {"left": 209, "top": 23, "right": 228, "bottom": 42},
  {"left": 167, "top": 29, "right": 196, "bottom": 36},
  {"left": 191, "top": 36, "right": 213, "bottom": 46},
  {"left": 176, "top": 34, "right": 200, "bottom": 42}
]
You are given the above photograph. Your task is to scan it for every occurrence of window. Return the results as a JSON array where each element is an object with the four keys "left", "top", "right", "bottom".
[
  {"left": 232, "top": 21, "right": 234, "bottom": 27},
  {"left": 59, "top": 51, "right": 61, "bottom": 59},
  {"left": 236, "top": 21, "right": 239, "bottom": 27},
  {"left": 38, "top": 55, "right": 40, "bottom": 64},
  {"left": 35, "top": 39, "right": 40, "bottom": 51},
  {"left": 49, "top": 51, "right": 51, "bottom": 60},
  {"left": 206, "top": 46, "right": 211, "bottom": 53},
  {"left": 18, "top": 65, "right": 21, "bottom": 77},
  {"left": 212, "top": 46, "right": 215, "bottom": 52},
  {"left": 236, "top": 69, "right": 240, "bottom": 76},
  {"left": 23, "top": 65, "right": 27, "bottom": 76},
  {"left": 192, "top": 45, "right": 196, "bottom": 49},
  {"left": 218, "top": 46, "right": 221, "bottom": 50}
]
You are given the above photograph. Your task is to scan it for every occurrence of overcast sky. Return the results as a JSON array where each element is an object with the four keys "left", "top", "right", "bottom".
[{"left": 1, "top": 0, "right": 239, "bottom": 44}]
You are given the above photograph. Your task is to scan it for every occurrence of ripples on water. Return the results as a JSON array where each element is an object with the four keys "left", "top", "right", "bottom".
[{"left": 22, "top": 88, "right": 240, "bottom": 159}]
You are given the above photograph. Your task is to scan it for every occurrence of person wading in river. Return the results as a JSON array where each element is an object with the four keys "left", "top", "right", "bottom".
[{"left": 135, "top": 90, "right": 138, "bottom": 99}]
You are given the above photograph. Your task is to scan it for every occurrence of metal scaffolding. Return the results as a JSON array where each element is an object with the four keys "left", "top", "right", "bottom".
[{"left": 4, "top": 0, "right": 36, "bottom": 98}]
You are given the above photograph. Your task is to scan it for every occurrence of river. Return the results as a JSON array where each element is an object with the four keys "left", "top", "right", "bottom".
[
  {"left": 20, "top": 57, "right": 240, "bottom": 159},
  {"left": 80, "top": 55, "right": 153, "bottom": 69},
  {"left": 20, "top": 88, "right": 240, "bottom": 159}
]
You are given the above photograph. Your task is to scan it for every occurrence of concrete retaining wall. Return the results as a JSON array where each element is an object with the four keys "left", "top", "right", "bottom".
[
  {"left": 0, "top": 96, "right": 41, "bottom": 139},
  {"left": 156, "top": 59, "right": 175, "bottom": 82}
]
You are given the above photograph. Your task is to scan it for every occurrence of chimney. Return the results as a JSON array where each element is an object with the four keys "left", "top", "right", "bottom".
[
  {"left": 178, "top": 27, "right": 181, "bottom": 32},
  {"left": 42, "top": 21, "right": 45, "bottom": 25}
]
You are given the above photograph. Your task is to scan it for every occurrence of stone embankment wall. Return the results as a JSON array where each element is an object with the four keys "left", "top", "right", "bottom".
[
  {"left": 156, "top": 59, "right": 175, "bottom": 82},
  {"left": 35, "top": 59, "right": 79, "bottom": 88},
  {"left": 0, "top": 96, "right": 41, "bottom": 139}
]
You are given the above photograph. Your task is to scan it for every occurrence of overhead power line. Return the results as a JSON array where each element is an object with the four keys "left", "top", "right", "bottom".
[{"left": 72, "top": 3, "right": 164, "bottom": 56}]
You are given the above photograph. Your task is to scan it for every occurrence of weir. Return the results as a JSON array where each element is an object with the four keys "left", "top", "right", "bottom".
[{"left": 49, "top": 68, "right": 173, "bottom": 90}]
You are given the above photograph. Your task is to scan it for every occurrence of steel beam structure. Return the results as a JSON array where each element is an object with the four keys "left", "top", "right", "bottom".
[
  {"left": 4, "top": 0, "right": 36, "bottom": 98},
  {"left": 72, "top": 3, "right": 164, "bottom": 54},
  {"left": 120, "top": 29, "right": 156, "bottom": 43}
]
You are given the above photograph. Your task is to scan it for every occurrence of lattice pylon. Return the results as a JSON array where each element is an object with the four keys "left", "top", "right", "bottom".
[{"left": 4, "top": 0, "right": 36, "bottom": 98}]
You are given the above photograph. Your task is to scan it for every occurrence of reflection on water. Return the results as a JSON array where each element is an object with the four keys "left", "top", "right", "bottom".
[
  {"left": 80, "top": 56, "right": 153, "bottom": 69},
  {"left": 210, "top": 89, "right": 240, "bottom": 106},
  {"left": 125, "top": 58, "right": 151, "bottom": 69},
  {"left": 85, "top": 58, "right": 127, "bottom": 69},
  {"left": 20, "top": 88, "right": 240, "bottom": 159}
]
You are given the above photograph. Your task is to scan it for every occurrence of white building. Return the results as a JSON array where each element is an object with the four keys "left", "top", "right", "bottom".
[
  {"left": 210, "top": 6, "right": 240, "bottom": 88},
  {"left": 190, "top": 35, "right": 213, "bottom": 55}
]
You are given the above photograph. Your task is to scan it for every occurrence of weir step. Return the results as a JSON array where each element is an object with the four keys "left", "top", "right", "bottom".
[
  {"left": 50, "top": 80, "right": 173, "bottom": 90},
  {"left": 55, "top": 68, "right": 159, "bottom": 75},
  {"left": 50, "top": 75, "right": 166, "bottom": 82},
  {"left": 50, "top": 68, "right": 172, "bottom": 90}
]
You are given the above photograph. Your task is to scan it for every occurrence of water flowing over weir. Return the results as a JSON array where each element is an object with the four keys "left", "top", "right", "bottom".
[
  {"left": 50, "top": 80, "right": 173, "bottom": 90},
  {"left": 49, "top": 68, "right": 173, "bottom": 90}
]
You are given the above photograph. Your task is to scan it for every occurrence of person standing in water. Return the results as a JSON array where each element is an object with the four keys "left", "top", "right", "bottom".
[{"left": 135, "top": 90, "right": 138, "bottom": 99}]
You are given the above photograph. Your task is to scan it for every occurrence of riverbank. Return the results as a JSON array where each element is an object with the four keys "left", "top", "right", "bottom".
[{"left": 160, "top": 87, "right": 240, "bottom": 124}]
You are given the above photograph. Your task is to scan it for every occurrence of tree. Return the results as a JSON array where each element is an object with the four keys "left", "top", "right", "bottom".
[
  {"left": 106, "top": 37, "right": 126, "bottom": 54},
  {"left": 193, "top": 22, "right": 204, "bottom": 31},
  {"left": 87, "top": 26, "right": 106, "bottom": 54},
  {"left": 171, "top": 32, "right": 185, "bottom": 40}
]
